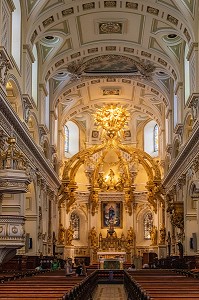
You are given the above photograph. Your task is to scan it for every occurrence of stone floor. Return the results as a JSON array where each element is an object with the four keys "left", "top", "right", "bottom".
[{"left": 93, "top": 284, "right": 127, "bottom": 300}]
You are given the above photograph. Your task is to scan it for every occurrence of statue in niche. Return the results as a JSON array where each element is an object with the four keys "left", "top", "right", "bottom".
[
  {"left": 97, "top": 173, "right": 107, "bottom": 190},
  {"left": 150, "top": 225, "right": 158, "bottom": 246},
  {"left": 65, "top": 224, "right": 74, "bottom": 246},
  {"left": 127, "top": 226, "right": 135, "bottom": 245},
  {"left": 58, "top": 224, "right": 65, "bottom": 245},
  {"left": 125, "top": 190, "right": 133, "bottom": 215},
  {"left": 90, "top": 190, "right": 99, "bottom": 215},
  {"left": 107, "top": 169, "right": 115, "bottom": 189},
  {"left": 115, "top": 173, "right": 125, "bottom": 191},
  {"left": 89, "top": 226, "right": 98, "bottom": 247},
  {"left": 159, "top": 224, "right": 166, "bottom": 245}
]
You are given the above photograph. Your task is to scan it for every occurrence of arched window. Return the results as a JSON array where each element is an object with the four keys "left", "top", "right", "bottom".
[
  {"left": 12, "top": 0, "right": 21, "bottom": 69},
  {"left": 184, "top": 44, "right": 190, "bottom": 104},
  {"left": 144, "top": 120, "right": 158, "bottom": 157},
  {"left": 153, "top": 124, "right": 158, "bottom": 152},
  {"left": 70, "top": 213, "right": 80, "bottom": 240},
  {"left": 144, "top": 212, "right": 153, "bottom": 239},
  {"left": 64, "top": 125, "right": 69, "bottom": 154},
  {"left": 64, "top": 121, "right": 79, "bottom": 157},
  {"left": 32, "top": 45, "right": 38, "bottom": 105}
]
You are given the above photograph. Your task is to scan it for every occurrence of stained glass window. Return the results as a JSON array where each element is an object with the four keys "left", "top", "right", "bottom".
[
  {"left": 153, "top": 124, "right": 158, "bottom": 152},
  {"left": 64, "top": 125, "right": 69, "bottom": 154},
  {"left": 144, "top": 212, "right": 153, "bottom": 239},
  {"left": 70, "top": 213, "right": 80, "bottom": 240}
]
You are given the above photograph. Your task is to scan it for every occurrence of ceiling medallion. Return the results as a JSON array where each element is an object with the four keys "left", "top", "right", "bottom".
[
  {"left": 94, "top": 104, "right": 129, "bottom": 139},
  {"left": 102, "top": 88, "right": 120, "bottom": 95},
  {"left": 99, "top": 22, "right": 122, "bottom": 34}
]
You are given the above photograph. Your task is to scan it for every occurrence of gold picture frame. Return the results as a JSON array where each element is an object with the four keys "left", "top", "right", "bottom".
[{"left": 101, "top": 201, "right": 123, "bottom": 229}]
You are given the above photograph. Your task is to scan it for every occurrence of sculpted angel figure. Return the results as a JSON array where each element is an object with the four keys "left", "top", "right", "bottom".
[
  {"left": 89, "top": 226, "right": 98, "bottom": 247},
  {"left": 58, "top": 224, "right": 65, "bottom": 244},
  {"left": 150, "top": 225, "right": 158, "bottom": 246},
  {"left": 127, "top": 226, "right": 135, "bottom": 245},
  {"left": 65, "top": 224, "right": 74, "bottom": 246},
  {"left": 159, "top": 224, "right": 166, "bottom": 245}
]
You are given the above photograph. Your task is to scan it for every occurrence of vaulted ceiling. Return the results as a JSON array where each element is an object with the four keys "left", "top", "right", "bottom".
[{"left": 23, "top": 0, "right": 197, "bottom": 135}]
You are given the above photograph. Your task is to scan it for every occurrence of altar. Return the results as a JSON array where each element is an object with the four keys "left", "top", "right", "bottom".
[{"left": 97, "top": 251, "right": 126, "bottom": 269}]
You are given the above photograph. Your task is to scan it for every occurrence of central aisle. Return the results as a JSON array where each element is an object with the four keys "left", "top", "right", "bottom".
[{"left": 93, "top": 284, "right": 127, "bottom": 300}]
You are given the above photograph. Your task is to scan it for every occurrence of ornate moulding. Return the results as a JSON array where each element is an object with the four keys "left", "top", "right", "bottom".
[
  {"left": 190, "top": 180, "right": 199, "bottom": 199},
  {"left": 187, "top": 93, "right": 199, "bottom": 123},
  {"left": 163, "top": 122, "right": 199, "bottom": 190},
  {"left": 0, "top": 215, "right": 25, "bottom": 264},
  {"left": 0, "top": 97, "right": 60, "bottom": 190},
  {"left": 0, "top": 169, "right": 31, "bottom": 193},
  {"left": 0, "top": 47, "right": 13, "bottom": 88},
  {"left": 0, "top": 136, "right": 31, "bottom": 193}
]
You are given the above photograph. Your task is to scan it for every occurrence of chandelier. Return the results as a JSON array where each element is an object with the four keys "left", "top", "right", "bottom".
[{"left": 94, "top": 104, "right": 129, "bottom": 139}]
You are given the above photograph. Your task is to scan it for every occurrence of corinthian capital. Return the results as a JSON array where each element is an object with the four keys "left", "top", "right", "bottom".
[
  {"left": 188, "top": 94, "right": 199, "bottom": 122},
  {"left": 0, "top": 48, "right": 12, "bottom": 86}
]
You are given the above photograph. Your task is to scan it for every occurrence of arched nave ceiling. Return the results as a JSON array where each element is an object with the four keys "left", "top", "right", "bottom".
[{"left": 23, "top": 0, "right": 197, "bottom": 128}]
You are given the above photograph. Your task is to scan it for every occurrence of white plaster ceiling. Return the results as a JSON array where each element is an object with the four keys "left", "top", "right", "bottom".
[{"left": 23, "top": 0, "right": 197, "bottom": 131}]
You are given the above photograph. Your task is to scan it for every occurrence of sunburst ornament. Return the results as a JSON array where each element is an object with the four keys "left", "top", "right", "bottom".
[{"left": 94, "top": 104, "right": 129, "bottom": 139}]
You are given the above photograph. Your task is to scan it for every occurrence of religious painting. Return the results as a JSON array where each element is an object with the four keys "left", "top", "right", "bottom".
[
  {"left": 84, "top": 55, "right": 139, "bottom": 74},
  {"left": 101, "top": 201, "right": 122, "bottom": 228}
]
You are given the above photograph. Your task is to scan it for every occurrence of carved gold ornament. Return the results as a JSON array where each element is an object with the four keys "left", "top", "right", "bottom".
[
  {"left": 59, "top": 105, "right": 163, "bottom": 214},
  {"left": 94, "top": 104, "right": 129, "bottom": 139}
]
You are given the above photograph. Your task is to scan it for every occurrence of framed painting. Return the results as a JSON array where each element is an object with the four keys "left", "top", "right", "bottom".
[{"left": 101, "top": 201, "right": 123, "bottom": 228}]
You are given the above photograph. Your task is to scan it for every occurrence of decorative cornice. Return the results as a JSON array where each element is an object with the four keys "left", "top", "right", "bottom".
[
  {"left": 0, "top": 95, "right": 60, "bottom": 189},
  {"left": 39, "top": 83, "right": 48, "bottom": 96},
  {"left": 39, "top": 124, "right": 49, "bottom": 136},
  {"left": 187, "top": 42, "right": 198, "bottom": 60},
  {"left": 187, "top": 93, "right": 199, "bottom": 109},
  {"left": 50, "top": 110, "right": 58, "bottom": 120},
  {"left": 166, "top": 144, "right": 172, "bottom": 154},
  {"left": 186, "top": 93, "right": 199, "bottom": 123},
  {"left": 174, "top": 82, "right": 183, "bottom": 95},
  {"left": 0, "top": 47, "right": 13, "bottom": 85},
  {"left": 51, "top": 145, "right": 57, "bottom": 155},
  {"left": 23, "top": 44, "right": 35, "bottom": 63},
  {"left": 165, "top": 109, "right": 172, "bottom": 119},
  {"left": 22, "top": 94, "right": 34, "bottom": 110},
  {"left": 163, "top": 121, "right": 199, "bottom": 189},
  {"left": 174, "top": 123, "right": 183, "bottom": 136},
  {"left": 6, "top": 0, "right": 15, "bottom": 12}
]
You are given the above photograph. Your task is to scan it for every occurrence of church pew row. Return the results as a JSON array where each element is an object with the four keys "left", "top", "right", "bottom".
[
  {"left": 0, "top": 270, "right": 90, "bottom": 299},
  {"left": 124, "top": 270, "right": 199, "bottom": 300},
  {"left": 0, "top": 269, "right": 98, "bottom": 300},
  {"left": 0, "top": 269, "right": 53, "bottom": 283}
]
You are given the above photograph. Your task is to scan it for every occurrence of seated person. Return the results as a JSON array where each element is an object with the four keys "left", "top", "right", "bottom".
[
  {"left": 142, "top": 263, "right": 149, "bottom": 269},
  {"left": 128, "top": 264, "right": 136, "bottom": 271},
  {"left": 35, "top": 265, "right": 42, "bottom": 271},
  {"left": 75, "top": 265, "right": 83, "bottom": 276}
]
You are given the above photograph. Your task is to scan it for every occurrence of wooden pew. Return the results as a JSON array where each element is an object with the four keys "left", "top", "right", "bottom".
[
  {"left": 126, "top": 269, "right": 199, "bottom": 299},
  {"left": 0, "top": 269, "right": 86, "bottom": 299}
]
